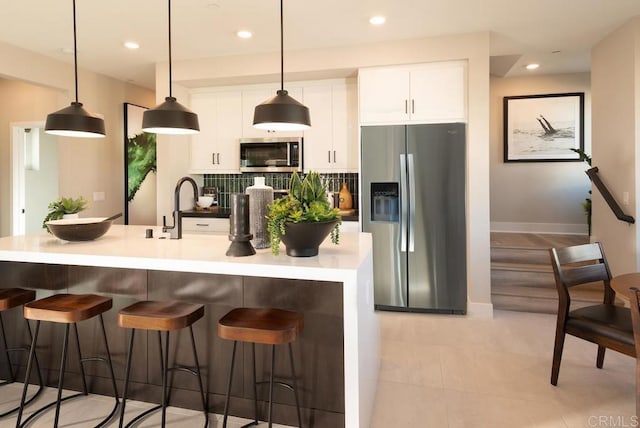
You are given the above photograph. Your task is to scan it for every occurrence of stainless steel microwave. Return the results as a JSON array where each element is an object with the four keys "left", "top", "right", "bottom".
[{"left": 239, "top": 137, "right": 303, "bottom": 173}]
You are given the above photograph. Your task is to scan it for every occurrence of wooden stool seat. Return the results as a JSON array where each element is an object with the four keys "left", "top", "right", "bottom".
[
  {"left": 217, "top": 307, "right": 304, "bottom": 345},
  {"left": 23, "top": 293, "right": 112, "bottom": 324},
  {"left": 118, "top": 300, "right": 204, "bottom": 331},
  {"left": 0, "top": 288, "right": 36, "bottom": 312}
]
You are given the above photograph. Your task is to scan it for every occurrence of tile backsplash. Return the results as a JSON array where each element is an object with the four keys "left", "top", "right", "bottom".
[{"left": 204, "top": 172, "right": 359, "bottom": 209}]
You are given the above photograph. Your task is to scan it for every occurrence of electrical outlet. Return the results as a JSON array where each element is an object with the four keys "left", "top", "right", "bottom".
[
  {"left": 93, "top": 191, "right": 105, "bottom": 201},
  {"left": 623, "top": 191, "right": 629, "bottom": 206}
]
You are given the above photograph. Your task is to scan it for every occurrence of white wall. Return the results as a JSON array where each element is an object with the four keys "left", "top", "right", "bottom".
[
  {"left": 591, "top": 17, "right": 640, "bottom": 276},
  {"left": 157, "top": 31, "right": 493, "bottom": 316},
  {"left": 490, "top": 73, "right": 592, "bottom": 234},
  {"left": 25, "top": 129, "right": 59, "bottom": 234},
  {"left": 0, "top": 41, "right": 155, "bottom": 237}
]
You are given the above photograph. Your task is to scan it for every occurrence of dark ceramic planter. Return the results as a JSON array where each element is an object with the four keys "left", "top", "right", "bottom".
[{"left": 280, "top": 220, "right": 338, "bottom": 257}]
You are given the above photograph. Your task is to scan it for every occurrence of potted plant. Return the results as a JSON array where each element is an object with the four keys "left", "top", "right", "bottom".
[
  {"left": 266, "top": 171, "right": 341, "bottom": 256},
  {"left": 42, "top": 196, "right": 89, "bottom": 229}
]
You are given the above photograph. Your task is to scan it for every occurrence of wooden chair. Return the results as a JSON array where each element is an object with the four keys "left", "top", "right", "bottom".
[
  {"left": 549, "top": 242, "right": 635, "bottom": 386},
  {"left": 629, "top": 287, "right": 640, "bottom": 416}
]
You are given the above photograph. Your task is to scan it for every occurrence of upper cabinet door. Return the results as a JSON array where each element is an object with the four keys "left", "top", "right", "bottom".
[
  {"left": 359, "top": 62, "right": 467, "bottom": 125},
  {"left": 241, "top": 87, "right": 304, "bottom": 138},
  {"left": 410, "top": 62, "right": 466, "bottom": 123},
  {"left": 189, "top": 90, "right": 242, "bottom": 174},
  {"left": 331, "top": 82, "right": 358, "bottom": 171},
  {"left": 358, "top": 68, "right": 411, "bottom": 124},
  {"left": 302, "top": 84, "right": 333, "bottom": 172}
]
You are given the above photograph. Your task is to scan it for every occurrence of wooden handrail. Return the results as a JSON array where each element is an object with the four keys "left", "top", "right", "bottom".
[{"left": 586, "top": 167, "right": 635, "bottom": 224}]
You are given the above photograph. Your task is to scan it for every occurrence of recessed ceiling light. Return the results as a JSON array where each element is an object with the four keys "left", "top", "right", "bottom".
[
  {"left": 237, "top": 30, "right": 252, "bottom": 39},
  {"left": 369, "top": 15, "right": 386, "bottom": 26},
  {"left": 526, "top": 63, "right": 540, "bottom": 70},
  {"left": 124, "top": 41, "right": 140, "bottom": 50}
]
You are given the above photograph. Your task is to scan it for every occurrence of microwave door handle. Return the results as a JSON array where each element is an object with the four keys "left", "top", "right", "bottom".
[{"left": 400, "top": 154, "right": 408, "bottom": 253}]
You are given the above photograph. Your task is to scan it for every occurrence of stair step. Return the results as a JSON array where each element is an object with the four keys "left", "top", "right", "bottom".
[
  {"left": 492, "top": 282, "right": 602, "bottom": 301},
  {"left": 491, "top": 247, "right": 551, "bottom": 265},
  {"left": 491, "top": 262, "right": 552, "bottom": 273},
  {"left": 491, "top": 269, "right": 555, "bottom": 288},
  {"left": 491, "top": 294, "right": 602, "bottom": 314},
  {"left": 491, "top": 232, "right": 589, "bottom": 250}
]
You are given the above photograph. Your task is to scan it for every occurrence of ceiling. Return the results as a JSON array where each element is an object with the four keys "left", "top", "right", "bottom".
[{"left": 0, "top": 0, "right": 638, "bottom": 89}]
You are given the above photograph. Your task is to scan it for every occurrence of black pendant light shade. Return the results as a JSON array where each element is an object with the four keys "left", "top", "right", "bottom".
[
  {"left": 253, "top": 90, "right": 310, "bottom": 131},
  {"left": 253, "top": 0, "right": 310, "bottom": 131},
  {"left": 45, "top": 102, "right": 105, "bottom": 138},
  {"left": 144, "top": 0, "right": 199, "bottom": 135},
  {"left": 142, "top": 96, "right": 199, "bottom": 135},
  {"left": 45, "top": 0, "right": 105, "bottom": 138}
]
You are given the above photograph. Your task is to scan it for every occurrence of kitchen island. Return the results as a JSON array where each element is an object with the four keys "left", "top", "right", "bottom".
[{"left": 0, "top": 225, "right": 378, "bottom": 427}]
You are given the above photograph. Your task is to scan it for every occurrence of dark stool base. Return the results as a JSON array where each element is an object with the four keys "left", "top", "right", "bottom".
[
  {"left": 15, "top": 314, "right": 119, "bottom": 428},
  {"left": 0, "top": 312, "right": 44, "bottom": 418},
  {"left": 119, "top": 326, "right": 208, "bottom": 428},
  {"left": 223, "top": 342, "right": 302, "bottom": 428}
]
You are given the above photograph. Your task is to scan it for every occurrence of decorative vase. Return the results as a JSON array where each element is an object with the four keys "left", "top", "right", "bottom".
[
  {"left": 280, "top": 220, "right": 338, "bottom": 257},
  {"left": 246, "top": 177, "right": 273, "bottom": 249},
  {"left": 338, "top": 182, "right": 352, "bottom": 210},
  {"left": 226, "top": 193, "right": 255, "bottom": 257}
]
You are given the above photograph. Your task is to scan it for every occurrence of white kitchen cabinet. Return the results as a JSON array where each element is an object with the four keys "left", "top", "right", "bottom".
[
  {"left": 358, "top": 61, "right": 467, "bottom": 125},
  {"left": 182, "top": 217, "right": 228, "bottom": 234},
  {"left": 189, "top": 91, "right": 242, "bottom": 174},
  {"left": 303, "top": 81, "right": 358, "bottom": 172},
  {"left": 241, "top": 86, "right": 304, "bottom": 138}
]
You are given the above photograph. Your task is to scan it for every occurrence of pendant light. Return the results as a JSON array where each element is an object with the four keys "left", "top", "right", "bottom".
[
  {"left": 45, "top": 0, "right": 105, "bottom": 138},
  {"left": 142, "top": 0, "right": 199, "bottom": 135},
  {"left": 253, "top": 0, "right": 310, "bottom": 131}
]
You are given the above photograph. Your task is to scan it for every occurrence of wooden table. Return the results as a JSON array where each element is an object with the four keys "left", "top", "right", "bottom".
[{"left": 611, "top": 273, "right": 640, "bottom": 300}]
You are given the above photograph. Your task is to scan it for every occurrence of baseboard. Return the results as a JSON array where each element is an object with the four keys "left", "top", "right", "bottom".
[
  {"left": 466, "top": 301, "right": 494, "bottom": 319},
  {"left": 490, "top": 221, "right": 588, "bottom": 235}
]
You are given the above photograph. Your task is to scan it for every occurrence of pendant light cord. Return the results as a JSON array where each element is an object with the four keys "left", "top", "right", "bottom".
[
  {"left": 280, "top": 0, "right": 284, "bottom": 92},
  {"left": 72, "top": 0, "right": 79, "bottom": 103},
  {"left": 168, "top": 0, "right": 173, "bottom": 98}
]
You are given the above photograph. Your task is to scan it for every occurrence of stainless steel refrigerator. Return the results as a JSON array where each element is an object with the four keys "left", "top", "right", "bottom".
[{"left": 361, "top": 123, "right": 466, "bottom": 314}]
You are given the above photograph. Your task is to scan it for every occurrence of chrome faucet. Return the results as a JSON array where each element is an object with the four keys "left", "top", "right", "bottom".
[{"left": 162, "top": 176, "right": 199, "bottom": 239}]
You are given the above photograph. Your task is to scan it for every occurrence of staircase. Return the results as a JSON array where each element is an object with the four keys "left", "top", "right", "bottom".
[{"left": 491, "top": 232, "right": 602, "bottom": 314}]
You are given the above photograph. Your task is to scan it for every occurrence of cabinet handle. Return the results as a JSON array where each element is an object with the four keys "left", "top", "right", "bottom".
[
  {"left": 212, "top": 153, "right": 215, "bottom": 165},
  {"left": 328, "top": 151, "right": 331, "bottom": 162},
  {"left": 412, "top": 99, "right": 415, "bottom": 114},
  {"left": 333, "top": 150, "right": 336, "bottom": 163},
  {"left": 217, "top": 153, "right": 220, "bottom": 164},
  {"left": 405, "top": 99, "right": 408, "bottom": 114},
  {"left": 196, "top": 223, "right": 209, "bottom": 227}
]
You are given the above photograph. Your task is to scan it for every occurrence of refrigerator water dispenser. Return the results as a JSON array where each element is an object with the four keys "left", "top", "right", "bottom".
[{"left": 371, "top": 182, "right": 399, "bottom": 222}]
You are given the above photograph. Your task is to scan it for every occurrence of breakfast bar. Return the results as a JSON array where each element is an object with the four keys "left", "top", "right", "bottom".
[{"left": 0, "top": 225, "right": 378, "bottom": 427}]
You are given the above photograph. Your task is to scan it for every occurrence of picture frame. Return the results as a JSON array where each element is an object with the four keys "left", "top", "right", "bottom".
[
  {"left": 124, "top": 103, "right": 157, "bottom": 225},
  {"left": 503, "top": 92, "right": 584, "bottom": 162}
]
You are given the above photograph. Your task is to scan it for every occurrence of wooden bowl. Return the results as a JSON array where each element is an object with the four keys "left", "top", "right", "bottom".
[{"left": 46, "top": 218, "right": 113, "bottom": 241}]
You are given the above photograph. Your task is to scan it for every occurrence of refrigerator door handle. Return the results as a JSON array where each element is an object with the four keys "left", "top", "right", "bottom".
[
  {"left": 400, "top": 154, "right": 408, "bottom": 252},
  {"left": 407, "top": 153, "right": 416, "bottom": 252}
]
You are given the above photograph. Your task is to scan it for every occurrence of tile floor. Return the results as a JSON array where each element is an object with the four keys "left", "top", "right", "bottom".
[{"left": 0, "top": 310, "right": 635, "bottom": 427}]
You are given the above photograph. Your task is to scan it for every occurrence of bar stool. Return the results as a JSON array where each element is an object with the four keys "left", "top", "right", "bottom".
[
  {"left": 218, "top": 307, "right": 304, "bottom": 428},
  {"left": 16, "top": 293, "right": 119, "bottom": 428},
  {"left": 0, "top": 288, "right": 43, "bottom": 417},
  {"left": 117, "top": 300, "right": 208, "bottom": 428}
]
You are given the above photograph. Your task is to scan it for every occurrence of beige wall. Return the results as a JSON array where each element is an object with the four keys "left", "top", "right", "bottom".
[
  {"left": 157, "top": 32, "right": 493, "bottom": 316},
  {"left": 0, "top": 41, "right": 155, "bottom": 237},
  {"left": 591, "top": 17, "right": 640, "bottom": 275},
  {"left": 490, "top": 73, "right": 592, "bottom": 234}
]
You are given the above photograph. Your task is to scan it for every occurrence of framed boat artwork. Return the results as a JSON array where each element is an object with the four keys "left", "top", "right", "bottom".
[
  {"left": 503, "top": 92, "right": 584, "bottom": 162},
  {"left": 124, "top": 103, "right": 157, "bottom": 225}
]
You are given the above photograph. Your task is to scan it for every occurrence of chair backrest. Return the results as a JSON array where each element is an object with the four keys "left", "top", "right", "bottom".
[{"left": 549, "top": 242, "right": 614, "bottom": 306}]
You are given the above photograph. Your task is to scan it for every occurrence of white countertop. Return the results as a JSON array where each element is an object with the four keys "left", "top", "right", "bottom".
[{"left": 0, "top": 225, "right": 372, "bottom": 281}]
